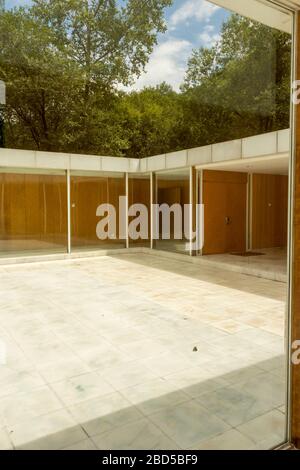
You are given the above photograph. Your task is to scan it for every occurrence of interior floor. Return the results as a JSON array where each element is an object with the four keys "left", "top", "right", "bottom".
[
  {"left": 155, "top": 240, "right": 190, "bottom": 255},
  {"left": 0, "top": 239, "right": 67, "bottom": 258},
  {"left": 202, "top": 248, "right": 287, "bottom": 283}
]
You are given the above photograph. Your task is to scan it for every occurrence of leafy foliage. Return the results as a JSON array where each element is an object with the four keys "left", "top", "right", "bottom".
[
  {"left": 181, "top": 15, "right": 291, "bottom": 145},
  {"left": 0, "top": 3, "right": 291, "bottom": 157}
]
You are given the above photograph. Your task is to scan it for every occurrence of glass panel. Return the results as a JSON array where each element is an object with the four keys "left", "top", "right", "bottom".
[
  {"left": 156, "top": 169, "right": 190, "bottom": 255},
  {"left": 152, "top": 1, "right": 291, "bottom": 449},
  {"left": 0, "top": 171, "right": 67, "bottom": 257},
  {"left": 0, "top": 0, "right": 293, "bottom": 452},
  {"left": 128, "top": 175, "right": 151, "bottom": 248},
  {"left": 71, "top": 173, "right": 126, "bottom": 251}
]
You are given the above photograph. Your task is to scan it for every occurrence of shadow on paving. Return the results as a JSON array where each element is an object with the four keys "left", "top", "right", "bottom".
[
  {"left": 110, "top": 253, "right": 286, "bottom": 302},
  {"left": 7, "top": 356, "right": 286, "bottom": 451}
]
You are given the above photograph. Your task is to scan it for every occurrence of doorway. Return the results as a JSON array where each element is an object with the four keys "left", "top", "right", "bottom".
[{"left": 202, "top": 170, "right": 248, "bottom": 255}]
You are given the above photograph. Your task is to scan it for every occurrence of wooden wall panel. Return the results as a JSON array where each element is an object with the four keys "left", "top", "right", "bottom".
[
  {"left": 5, "top": 174, "right": 26, "bottom": 237},
  {"left": 108, "top": 177, "right": 126, "bottom": 243},
  {"left": 26, "top": 175, "right": 42, "bottom": 240},
  {"left": 158, "top": 187, "right": 181, "bottom": 206},
  {"left": 128, "top": 177, "right": 151, "bottom": 245},
  {"left": 157, "top": 178, "right": 190, "bottom": 238},
  {"left": 203, "top": 170, "right": 248, "bottom": 185},
  {"left": 71, "top": 175, "right": 125, "bottom": 247},
  {"left": 252, "top": 174, "right": 288, "bottom": 249},
  {"left": 0, "top": 173, "right": 67, "bottom": 253},
  {"left": 157, "top": 179, "right": 190, "bottom": 206},
  {"left": 41, "top": 175, "right": 67, "bottom": 245},
  {"left": 128, "top": 178, "right": 150, "bottom": 208},
  {"left": 202, "top": 170, "right": 247, "bottom": 255},
  {"left": 71, "top": 177, "right": 107, "bottom": 245}
]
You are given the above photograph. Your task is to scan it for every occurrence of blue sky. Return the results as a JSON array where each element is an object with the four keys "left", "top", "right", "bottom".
[
  {"left": 134, "top": 0, "right": 230, "bottom": 91},
  {"left": 4, "top": 0, "right": 230, "bottom": 91},
  {"left": 5, "top": 0, "right": 32, "bottom": 8}
]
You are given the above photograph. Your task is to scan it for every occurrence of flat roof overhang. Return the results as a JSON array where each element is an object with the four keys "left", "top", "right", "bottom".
[
  {"left": 210, "top": 0, "right": 299, "bottom": 33},
  {"left": 196, "top": 153, "right": 289, "bottom": 175},
  {"left": 0, "top": 129, "right": 290, "bottom": 175}
]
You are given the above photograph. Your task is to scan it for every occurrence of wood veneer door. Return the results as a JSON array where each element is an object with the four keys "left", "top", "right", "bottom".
[
  {"left": 252, "top": 174, "right": 288, "bottom": 249},
  {"left": 203, "top": 172, "right": 247, "bottom": 255},
  {"left": 203, "top": 181, "right": 227, "bottom": 254}
]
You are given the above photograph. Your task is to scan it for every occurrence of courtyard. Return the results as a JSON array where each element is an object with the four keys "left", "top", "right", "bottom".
[{"left": 0, "top": 253, "right": 286, "bottom": 450}]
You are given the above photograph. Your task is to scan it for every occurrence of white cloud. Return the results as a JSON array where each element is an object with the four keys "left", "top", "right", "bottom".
[
  {"left": 199, "top": 24, "right": 220, "bottom": 47},
  {"left": 127, "top": 38, "right": 192, "bottom": 92},
  {"left": 169, "top": 0, "right": 219, "bottom": 28}
]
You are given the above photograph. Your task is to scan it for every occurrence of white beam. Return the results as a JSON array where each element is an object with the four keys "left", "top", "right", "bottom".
[{"left": 0, "top": 129, "right": 291, "bottom": 174}]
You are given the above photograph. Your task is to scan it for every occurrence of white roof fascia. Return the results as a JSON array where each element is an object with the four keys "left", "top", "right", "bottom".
[{"left": 0, "top": 129, "right": 290, "bottom": 174}]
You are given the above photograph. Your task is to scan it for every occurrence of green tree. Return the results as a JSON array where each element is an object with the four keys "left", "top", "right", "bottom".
[
  {"left": 120, "top": 83, "right": 183, "bottom": 158},
  {"left": 181, "top": 14, "right": 291, "bottom": 146},
  {"left": 0, "top": 8, "right": 291, "bottom": 158},
  {"left": 0, "top": 0, "right": 171, "bottom": 153}
]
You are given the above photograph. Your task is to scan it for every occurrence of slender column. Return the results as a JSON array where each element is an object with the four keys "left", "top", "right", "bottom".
[
  {"left": 190, "top": 166, "right": 198, "bottom": 256},
  {"left": 125, "top": 173, "right": 129, "bottom": 249},
  {"left": 198, "top": 169, "right": 203, "bottom": 256},
  {"left": 150, "top": 172, "right": 156, "bottom": 249}
]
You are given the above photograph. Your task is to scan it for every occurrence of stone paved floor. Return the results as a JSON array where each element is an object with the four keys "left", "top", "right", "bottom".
[{"left": 0, "top": 253, "right": 287, "bottom": 450}]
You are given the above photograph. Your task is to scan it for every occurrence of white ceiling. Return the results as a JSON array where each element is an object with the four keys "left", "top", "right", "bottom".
[
  {"left": 198, "top": 154, "right": 289, "bottom": 175},
  {"left": 152, "top": 154, "right": 290, "bottom": 178},
  {"left": 210, "top": 0, "right": 293, "bottom": 33},
  {"left": 156, "top": 168, "right": 190, "bottom": 180}
]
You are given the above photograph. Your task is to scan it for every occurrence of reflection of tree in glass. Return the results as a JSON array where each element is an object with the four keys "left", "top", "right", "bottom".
[{"left": 0, "top": 3, "right": 291, "bottom": 158}]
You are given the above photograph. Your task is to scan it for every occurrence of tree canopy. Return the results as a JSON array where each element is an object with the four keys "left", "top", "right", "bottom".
[
  {"left": 181, "top": 15, "right": 291, "bottom": 144},
  {"left": 0, "top": 2, "right": 291, "bottom": 158}
]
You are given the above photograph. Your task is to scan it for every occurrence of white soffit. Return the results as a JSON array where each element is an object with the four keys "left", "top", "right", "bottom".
[
  {"left": 198, "top": 154, "right": 289, "bottom": 175},
  {"left": 209, "top": 0, "right": 292, "bottom": 33}
]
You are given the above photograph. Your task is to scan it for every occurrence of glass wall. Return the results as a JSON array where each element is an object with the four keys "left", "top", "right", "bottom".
[
  {"left": 0, "top": 170, "right": 67, "bottom": 257},
  {"left": 0, "top": 0, "right": 294, "bottom": 451},
  {"left": 156, "top": 169, "right": 190, "bottom": 254},
  {"left": 71, "top": 172, "right": 126, "bottom": 251},
  {"left": 128, "top": 175, "right": 151, "bottom": 248}
]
